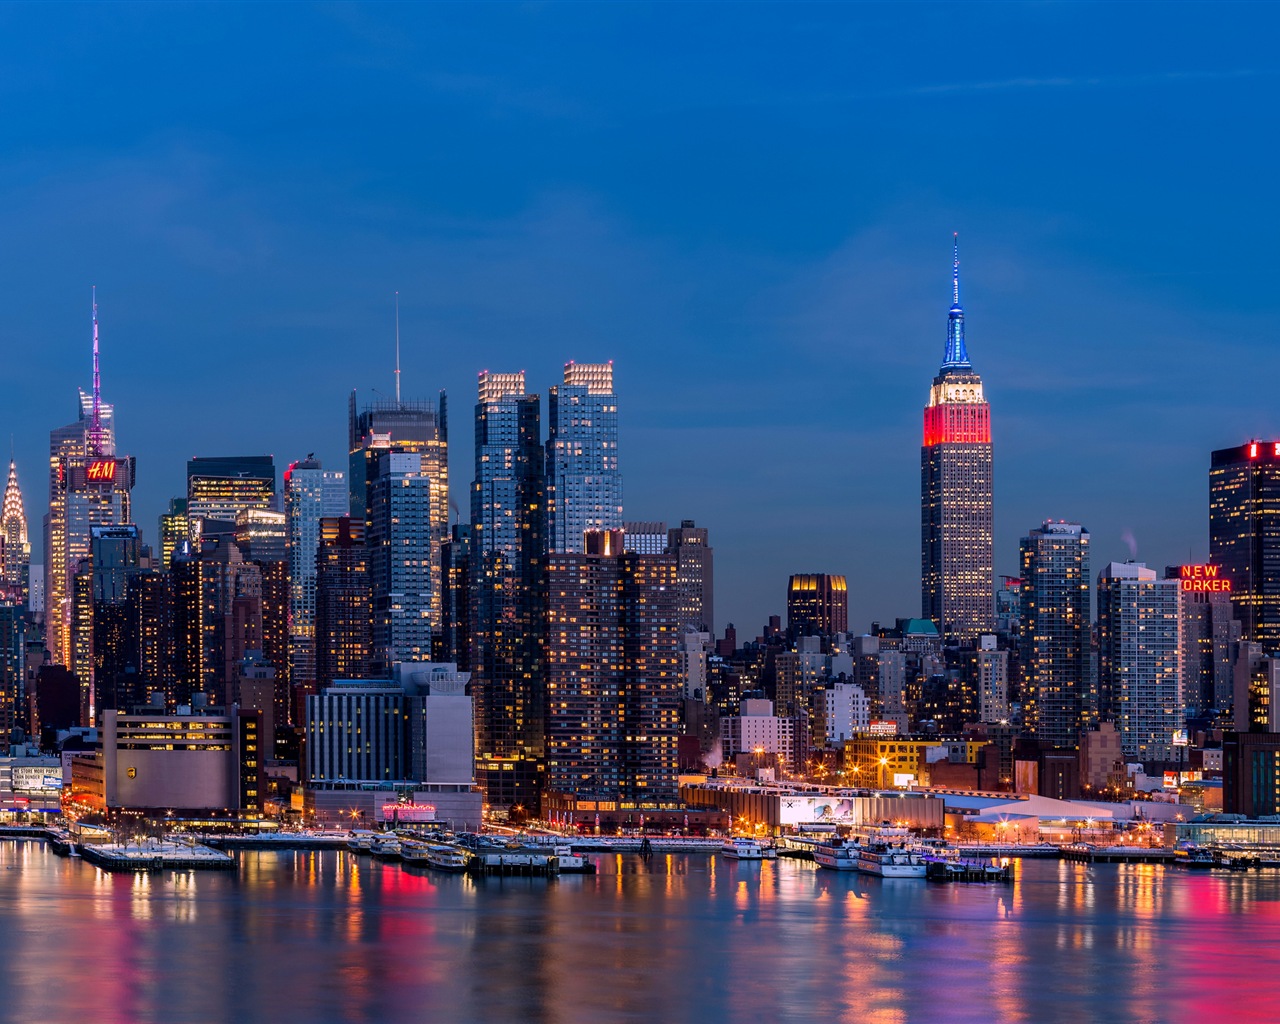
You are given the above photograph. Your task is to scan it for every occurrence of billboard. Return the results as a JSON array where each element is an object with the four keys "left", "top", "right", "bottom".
[
  {"left": 779, "top": 795, "right": 859, "bottom": 826},
  {"left": 10, "top": 766, "right": 64, "bottom": 793}
]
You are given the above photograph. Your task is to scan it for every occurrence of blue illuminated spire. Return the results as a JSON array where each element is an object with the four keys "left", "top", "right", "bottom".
[{"left": 941, "top": 233, "right": 971, "bottom": 370}]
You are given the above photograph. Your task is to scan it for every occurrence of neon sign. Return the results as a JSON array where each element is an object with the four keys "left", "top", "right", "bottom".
[
  {"left": 1179, "top": 564, "right": 1230, "bottom": 593},
  {"left": 86, "top": 460, "right": 117, "bottom": 482}
]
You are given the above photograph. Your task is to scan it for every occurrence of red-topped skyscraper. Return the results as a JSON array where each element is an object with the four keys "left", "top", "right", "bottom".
[{"left": 921, "top": 237, "right": 994, "bottom": 644}]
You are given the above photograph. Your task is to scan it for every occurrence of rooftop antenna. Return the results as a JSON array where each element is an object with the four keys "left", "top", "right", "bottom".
[
  {"left": 90, "top": 286, "right": 103, "bottom": 456},
  {"left": 394, "top": 291, "right": 401, "bottom": 405}
]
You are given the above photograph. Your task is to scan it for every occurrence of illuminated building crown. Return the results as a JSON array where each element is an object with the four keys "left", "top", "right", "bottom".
[{"left": 1, "top": 458, "right": 26, "bottom": 548}]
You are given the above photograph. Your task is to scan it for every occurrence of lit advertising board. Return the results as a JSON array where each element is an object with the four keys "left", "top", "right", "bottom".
[
  {"left": 86, "top": 459, "right": 118, "bottom": 482},
  {"left": 11, "top": 766, "right": 64, "bottom": 793},
  {"left": 1178, "top": 565, "right": 1230, "bottom": 593},
  {"left": 779, "top": 795, "right": 858, "bottom": 826}
]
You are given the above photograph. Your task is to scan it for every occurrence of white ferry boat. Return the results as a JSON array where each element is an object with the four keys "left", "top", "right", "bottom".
[
  {"left": 370, "top": 837, "right": 403, "bottom": 861},
  {"left": 858, "top": 841, "right": 927, "bottom": 878},
  {"left": 424, "top": 844, "right": 471, "bottom": 872},
  {"left": 399, "top": 840, "right": 431, "bottom": 866},
  {"left": 721, "top": 837, "right": 766, "bottom": 860},
  {"left": 346, "top": 830, "right": 380, "bottom": 854},
  {"left": 813, "top": 836, "right": 862, "bottom": 872}
]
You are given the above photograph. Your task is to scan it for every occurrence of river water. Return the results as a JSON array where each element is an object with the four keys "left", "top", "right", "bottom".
[{"left": 0, "top": 841, "right": 1278, "bottom": 1023}]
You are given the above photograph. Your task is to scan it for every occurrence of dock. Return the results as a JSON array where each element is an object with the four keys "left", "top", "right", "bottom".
[
  {"left": 1060, "top": 844, "right": 1176, "bottom": 864},
  {"left": 925, "top": 858, "right": 1013, "bottom": 882},
  {"left": 467, "top": 846, "right": 557, "bottom": 876},
  {"left": 78, "top": 840, "right": 235, "bottom": 872}
]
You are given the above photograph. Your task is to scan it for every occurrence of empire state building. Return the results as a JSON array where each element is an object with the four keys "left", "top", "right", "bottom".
[{"left": 921, "top": 237, "right": 994, "bottom": 643}]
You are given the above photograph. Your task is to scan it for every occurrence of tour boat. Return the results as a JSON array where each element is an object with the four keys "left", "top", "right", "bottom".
[
  {"left": 721, "top": 837, "right": 766, "bottom": 860},
  {"left": 424, "top": 844, "right": 471, "bottom": 873},
  {"left": 346, "top": 830, "right": 379, "bottom": 854},
  {"left": 857, "top": 841, "right": 927, "bottom": 878},
  {"left": 813, "top": 836, "right": 862, "bottom": 872},
  {"left": 399, "top": 840, "right": 432, "bottom": 866},
  {"left": 370, "top": 837, "right": 403, "bottom": 861}
]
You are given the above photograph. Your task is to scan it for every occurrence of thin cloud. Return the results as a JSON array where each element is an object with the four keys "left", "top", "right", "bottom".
[{"left": 905, "top": 67, "right": 1275, "bottom": 96}]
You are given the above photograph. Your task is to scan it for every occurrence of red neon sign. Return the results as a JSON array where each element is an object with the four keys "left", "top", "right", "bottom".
[
  {"left": 86, "top": 460, "right": 117, "bottom": 482},
  {"left": 1179, "top": 564, "right": 1231, "bottom": 593},
  {"left": 1250, "top": 443, "right": 1259, "bottom": 459}
]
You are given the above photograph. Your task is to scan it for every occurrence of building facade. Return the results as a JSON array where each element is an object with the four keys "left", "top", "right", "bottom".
[
  {"left": 469, "top": 371, "right": 546, "bottom": 809},
  {"left": 284, "top": 457, "right": 347, "bottom": 688},
  {"left": 1096, "top": 562, "right": 1182, "bottom": 762},
  {"left": 546, "top": 362, "right": 622, "bottom": 553},
  {"left": 314, "top": 517, "right": 371, "bottom": 689},
  {"left": 545, "top": 531, "right": 680, "bottom": 803},
  {"left": 668, "top": 520, "right": 714, "bottom": 634},
  {"left": 186, "top": 456, "right": 276, "bottom": 535},
  {"left": 786, "top": 574, "right": 848, "bottom": 637},
  {"left": 1020, "top": 521, "right": 1091, "bottom": 750},
  {"left": 921, "top": 239, "right": 994, "bottom": 644},
  {"left": 1210, "top": 441, "right": 1280, "bottom": 653}
]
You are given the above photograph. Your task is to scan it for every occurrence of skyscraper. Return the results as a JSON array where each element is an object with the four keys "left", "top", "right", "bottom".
[
  {"left": 668, "top": 520, "right": 714, "bottom": 634},
  {"left": 1, "top": 459, "right": 30, "bottom": 603},
  {"left": 786, "top": 574, "right": 848, "bottom": 638},
  {"left": 545, "top": 530, "right": 680, "bottom": 803},
  {"left": 284, "top": 457, "right": 347, "bottom": 690},
  {"left": 314, "top": 516, "right": 371, "bottom": 689},
  {"left": 45, "top": 296, "right": 132, "bottom": 671},
  {"left": 546, "top": 361, "right": 622, "bottom": 553},
  {"left": 186, "top": 456, "right": 276, "bottom": 535},
  {"left": 921, "top": 238, "right": 994, "bottom": 644},
  {"left": 1097, "top": 562, "right": 1182, "bottom": 762},
  {"left": 470, "top": 371, "right": 545, "bottom": 808},
  {"left": 349, "top": 392, "right": 449, "bottom": 648},
  {"left": 1020, "top": 521, "right": 1091, "bottom": 750},
  {"left": 1210, "top": 441, "right": 1280, "bottom": 652}
]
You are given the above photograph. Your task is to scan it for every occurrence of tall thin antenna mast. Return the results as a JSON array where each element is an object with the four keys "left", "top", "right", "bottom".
[
  {"left": 394, "top": 291, "right": 401, "bottom": 405},
  {"left": 90, "top": 286, "right": 103, "bottom": 456}
]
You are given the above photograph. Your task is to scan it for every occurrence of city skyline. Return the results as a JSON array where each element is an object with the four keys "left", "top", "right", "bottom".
[{"left": 2, "top": 4, "right": 1279, "bottom": 635}]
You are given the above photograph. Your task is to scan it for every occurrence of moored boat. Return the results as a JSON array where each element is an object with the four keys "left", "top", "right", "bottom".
[
  {"left": 346, "top": 830, "right": 380, "bottom": 854},
  {"left": 858, "top": 841, "right": 927, "bottom": 878},
  {"left": 370, "top": 837, "right": 403, "bottom": 861},
  {"left": 813, "top": 836, "right": 862, "bottom": 871},
  {"left": 424, "top": 844, "right": 470, "bottom": 872},
  {"left": 553, "top": 844, "right": 596, "bottom": 873},
  {"left": 721, "top": 837, "right": 766, "bottom": 860}
]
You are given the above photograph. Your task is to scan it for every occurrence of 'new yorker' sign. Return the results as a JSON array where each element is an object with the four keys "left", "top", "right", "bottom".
[{"left": 1179, "top": 564, "right": 1231, "bottom": 593}]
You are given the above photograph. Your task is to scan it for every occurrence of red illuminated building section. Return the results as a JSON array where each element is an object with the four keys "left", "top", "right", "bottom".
[
  {"left": 922, "top": 402, "right": 991, "bottom": 447},
  {"left": 86, "top": 460, "right": 117, "bottom": 482}
]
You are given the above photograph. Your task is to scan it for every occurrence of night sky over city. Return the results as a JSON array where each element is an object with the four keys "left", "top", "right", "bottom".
[{"left": 1, "top": 2, "right": 1278, "bottom": 635}]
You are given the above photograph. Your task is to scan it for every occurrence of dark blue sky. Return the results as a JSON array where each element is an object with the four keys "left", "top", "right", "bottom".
[{"left": 2, "top": 2, "right": 1278, "bottom": 635}]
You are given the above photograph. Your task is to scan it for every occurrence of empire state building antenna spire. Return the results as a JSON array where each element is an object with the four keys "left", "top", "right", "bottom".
[
  {"left": 942, "top": 233, "right": 970, "bottom": 370},
  {"left": 90, "top": 286, "right": 104, "bottom": 456}
]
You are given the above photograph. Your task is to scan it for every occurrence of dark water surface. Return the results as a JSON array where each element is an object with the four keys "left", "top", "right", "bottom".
[{"left": 1, "top": 841, "right": 1278, "bottom": 1023}]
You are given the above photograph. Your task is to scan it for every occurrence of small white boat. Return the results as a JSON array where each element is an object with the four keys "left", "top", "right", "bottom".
[
  {"left": 553, "top": 844, "right": 595, "bottom": 874},
  {"left": 721, "top": 837, "right": 766, "bottom": 860},
  {"left": 858, "top": 841, "right": 927, "bottom": 878},
  {"left": 813, "top": 836, "right": 862, "bottom": 871}
]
